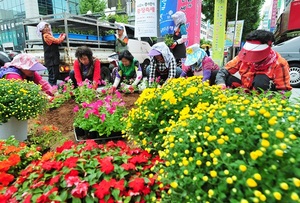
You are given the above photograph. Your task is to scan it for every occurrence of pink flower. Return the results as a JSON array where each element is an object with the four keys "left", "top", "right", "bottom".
[
  {"left": 64, "top": 76, "right": 70, "bottom": 81},
  {"left": 100, "top": 114, "right": 106, "bottom": 122},
  {"left": 155, "top": 76, "right": 161, "bottom": 83},
  {"left": 71, "top": 182, "right": 89, "bottom": 198},
  {"left": 116, "top": 91, "right": 121, "bottom": 99},
  {"left": 107, "top": 106, "right": 116, "bottom": 114},
  {"left": 49, "top": 175, "right": 61, "bottom": 185},
  {"left": 82, "top": 102, "right": 88, "bottom": 108},
  {"left": 73, "top": 105, "right": 79, "bottom": 113},
  {"left": 66, "top": 176, "right": 81, "bottom": 187}
]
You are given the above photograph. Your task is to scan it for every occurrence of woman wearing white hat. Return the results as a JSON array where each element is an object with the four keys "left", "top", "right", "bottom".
[
  {"left": 37, "top": 21, "right": 66, "bottom": 86},
  {"left": 215, "top": 30, "right": 291, "bottom": 92},
  {"left": 182, "top": 43, "right": 219, "bottom": 85},
  {"left": 0, "top": 54, "right": 54, "bottom": 96}
]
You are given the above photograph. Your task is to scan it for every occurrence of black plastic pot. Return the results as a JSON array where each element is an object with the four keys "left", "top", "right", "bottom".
[{"left": 74, "top": 127, "right": 123, "bottom": 143}]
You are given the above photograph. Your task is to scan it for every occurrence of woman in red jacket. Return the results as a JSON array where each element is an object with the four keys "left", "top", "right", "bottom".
[{"left": 69, "top": 46, "right": 101, "bottom": 89}]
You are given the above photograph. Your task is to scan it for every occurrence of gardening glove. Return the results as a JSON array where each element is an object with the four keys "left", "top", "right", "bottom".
[
  {"left": 59, "top": 33, "right": 66, "bottom": 40},
  {"left": 218, "top": 84, "right": 227, "bottom": 90},
  {"left": 169, "top": 42, "right": 177, "bottom": 49},
  {"left": 109, "top": 86, "right": 117, "bottom": 94}
]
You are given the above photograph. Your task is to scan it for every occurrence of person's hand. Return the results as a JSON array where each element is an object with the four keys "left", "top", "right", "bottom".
[
  {"left": 170, "top": 42, "right": 177, "bottom": 49},
  {"left": 218, "top": 84, "right": 226, "bottom": 90},
  {"left": 47, "top": 96, "right": 54, "bottom": 102},
  {"left": 60, "top": 33, "right": 66, "bottom": 39},
  {"left": 109, "top": 86, "right": 117, "bottom": 94}
]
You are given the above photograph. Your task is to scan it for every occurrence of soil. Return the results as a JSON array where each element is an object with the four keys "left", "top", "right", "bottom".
[{"left": 28, "top": 92, "right": 140, "bottom": 142}]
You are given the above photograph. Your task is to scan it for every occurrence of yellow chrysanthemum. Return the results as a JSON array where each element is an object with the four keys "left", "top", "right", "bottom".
[
  {"left": 273, "top": 192, "right": 282, "bottom": 200},
  {"left": 246, "top": 178, "right": 257, "bottom": 187}
]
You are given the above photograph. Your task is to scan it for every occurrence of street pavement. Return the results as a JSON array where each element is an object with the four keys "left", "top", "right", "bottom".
[{"left": 290, "top": 88, "right": 300, "bottom": 103}]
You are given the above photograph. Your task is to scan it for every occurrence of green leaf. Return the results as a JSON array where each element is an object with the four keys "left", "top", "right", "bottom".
[
  {"left": 72, "top": 197, "right": 81, "bottom": 203},
  {"left": 124, "top": 196, "right": 131, "bottom": 203},
  {"left": 85, "top": 196, "right": 95, "bottom": 203},
  {"left": 112, "top": 189, "right": 120, "bottom": 200},
  {"left": 60, "top": 190, "right": 68, "bottom": 201}
]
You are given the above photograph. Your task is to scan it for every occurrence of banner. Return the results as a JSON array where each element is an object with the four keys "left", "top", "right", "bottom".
[
  {"left": 135, "top": 0, "right": 157, "bottom": 37},
  {"left": 225, "top": 20, "right": 244, "bottom": 47},
  {"left": 159, "top": 0, "right": 178, "bottom": 36},
  {"left": 270, "top": 0, "right": 278, "bottom": 32},
  {"left": 177, "top": 0, "right": 202, "bottom": 46},
  {"left": 212, "top": 0, "right": 227, "bottom": 67}
]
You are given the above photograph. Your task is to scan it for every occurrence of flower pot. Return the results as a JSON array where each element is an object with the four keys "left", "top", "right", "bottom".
[
  {"left": 103, "top": 34, "right": 116, "bottom": 41},
  {"left": 0, "top": 117, "right": 27, "bottom": 141},
  {"left": 74, "top": 127, "right": 123, "bottom": 143},
  {"left": 68, "top": 33, "right": 88, "bottom": 40},
  {"left": 87, "top": 35, "right": 98, "bottom": 40}
]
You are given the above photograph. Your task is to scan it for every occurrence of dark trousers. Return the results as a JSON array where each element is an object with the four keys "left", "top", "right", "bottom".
[
  {"left": 186, "top": 69, "right": 218, "bottom": 86},
  {"left": 48, "top": 65, "right": 59, "bottom": 86},
  {"left": 226, "top": 74, "right": 276, "bottom": 91}
]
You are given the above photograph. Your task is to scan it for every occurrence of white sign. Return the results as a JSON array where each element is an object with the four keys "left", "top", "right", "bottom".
[{"left": 135, "top": 0, "right": 157, "bottom": 37}]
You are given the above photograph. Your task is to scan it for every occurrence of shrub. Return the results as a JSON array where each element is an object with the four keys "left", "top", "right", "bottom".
[
  {"left": 0, "top": 79, "right": 47, "bottom": 123},
  {"left": 1, "top": 140, "right": 163, "bottom": 202}
]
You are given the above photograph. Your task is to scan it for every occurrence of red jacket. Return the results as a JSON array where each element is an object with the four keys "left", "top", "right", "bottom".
[
  {"left": 225, "top": 53, "right": 292, "bottom": 90},
  {"left": 73, "top": 59, "right": 101, "bottom": 89}
]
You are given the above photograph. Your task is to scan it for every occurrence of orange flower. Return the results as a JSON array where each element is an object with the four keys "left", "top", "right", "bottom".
[
  {"left": 0, "top": 160, "right": 11, "bottom": 172},
  {"left": 42, "top": 152, "right": 55, "bottom": 161},
  {"left": 8, "top": 154, "right": 21, "bottom": 167},
  {"left": 4, "top": 146, "right": 21, "bottom": 155}
]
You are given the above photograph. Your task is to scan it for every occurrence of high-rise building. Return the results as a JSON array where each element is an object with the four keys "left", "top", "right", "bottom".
[{"left": 0, "top": 0, "right": 79, "bottom": 51}]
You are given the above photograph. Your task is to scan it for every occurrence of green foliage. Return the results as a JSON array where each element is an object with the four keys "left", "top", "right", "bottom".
[
  {"left": 79, "top": 0, "right": 107, "bottom": 15},
  {"left": 202, "top": 0, "right": 265, "bottom": 41},
  {"left": 0, "top": 79, "right": 47, "bottom": 123},
  {"left": 73, "top": 93, "right": 128, "bottom": 136},
  {"left": 2, "top": 140, "right": 162, "bottom": 202},
  {"left": 27, "top": 122, "right": 67, "bottom": 152},
  {"left": 164, "top": 34, "right": 174, "bottom": 47},
  {"left": 115, "top": 14, "right": 129, "bottom": 23}
]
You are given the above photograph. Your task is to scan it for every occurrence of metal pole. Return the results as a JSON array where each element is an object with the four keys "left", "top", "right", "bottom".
[{"left": 232, "top": 0, "right": 239, "bottom": 58}]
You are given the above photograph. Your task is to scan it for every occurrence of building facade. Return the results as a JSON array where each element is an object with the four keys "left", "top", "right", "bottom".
[{"left": 0, "top": 0, "right": 79, "bottom": 51}]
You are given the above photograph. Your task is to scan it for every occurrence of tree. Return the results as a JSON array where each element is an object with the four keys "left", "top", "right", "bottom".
[
  {"left": 202, "top": 0, "right": 265, "bottom": 41},
  {"left": 79, "top": 0, "right": 107, "bottom": 14}
]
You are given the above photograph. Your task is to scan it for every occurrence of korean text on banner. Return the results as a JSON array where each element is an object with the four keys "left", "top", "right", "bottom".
[
  {"left": 270, "top": 0, "right": 278, "bottom": 32},
  {"left": 225, "top": 20, "right": 244, "bottom": 47},
  {"left": 212, "top": 0, "right": 227, "bottom": 67},
  {"left": 176, "top": 0, "right": 202, "bottom": 47},
  {"left": 135, "top": 0, "right": 157, "bottom": 38},
  {"left": 160, "top": 0, "right": 178, "bottom": 36}
]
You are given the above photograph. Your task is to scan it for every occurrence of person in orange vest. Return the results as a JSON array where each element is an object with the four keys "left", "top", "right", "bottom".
[{"left": 215, "top": 30, "right": 292, "bottom": 92}]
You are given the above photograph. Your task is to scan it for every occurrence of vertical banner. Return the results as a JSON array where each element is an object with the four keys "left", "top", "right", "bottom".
[
  {"left": 270, "top": 0, "right": 278, "bottom": 32},
  {"left": 177, "top": 0, "right": 202, "bottom": 46},
  {"left": 212, "top": 0, "right": 227, "bottom": 67},
  {"left": 159, "top": 0, "right": 178, "bottom": 36},
  {"left": 225, "top": 20, "right": 244, "bottom": 47},
  {"left": 135, "top": 0, "right": 157, "bottom": 37}
]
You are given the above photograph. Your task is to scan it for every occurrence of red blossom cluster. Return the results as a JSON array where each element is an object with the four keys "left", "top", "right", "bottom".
[{"left": 0, "top": 140, "right": 164, "bottom": 202}]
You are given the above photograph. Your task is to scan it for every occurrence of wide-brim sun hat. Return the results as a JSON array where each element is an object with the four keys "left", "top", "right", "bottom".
[
  {"left": 184, "top": 43, "right": 206, "bottom": 66},
  {"left": 238, "top": 40, "right": 271, "bottom": 63},
  {"left": 4, "top": 53, "right": 47, "bottom": 71}
]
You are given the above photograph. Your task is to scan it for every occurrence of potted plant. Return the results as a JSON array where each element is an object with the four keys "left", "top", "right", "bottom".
[
  {"left": 103, "top": 29, "right": 116, "bottom": 41},
  {"left": 73, "top": 83, "right": 127, "bottom": 141},
  {"left": 107, "top": 14, "right": 116, "bottom": 23},
  {"left": 0, "top": 79, "right": 47, "bottom": 141}
]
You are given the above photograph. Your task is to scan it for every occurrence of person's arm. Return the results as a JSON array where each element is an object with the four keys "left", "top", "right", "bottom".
[
  {"left": 117, "top": 36, "right": 129, "bottom": 46},
  {"left": 176, "top": 24, "right": 188, "bottom": 44},
  {"left": 132, "top": 61, "right": 143, "bottom": 86},
  {"left": 43, "top": 33, "right": 65, "bottom": 46},
  {"left": 92, "top": 59, "right": 101, "bottom": 88},
  {"left": 73, "top": 60, "right": 83, "bottom": 84},
  {"left": 33, "top": 72, "right": 54, "bottom": 96},
  {"left": 202, "top": 69, "right": 212, "bottom": 81},
  {"left": 272, "top": 57, "right": 292, "bottom": 91},
  {"left": 215, "top": 67, "right": 229, "bottom": 85},
  {"left": 180, "top": 66, "right": 190, "bottom": 77},
  {"left": 167, "top": 57, "right": 177, "bottom": 79},
  {"left": 148, "top": 58, "right": 156, "bottom": 85},
  {"left": 112, "top": 65, "right": 122, "bottom": 88}
]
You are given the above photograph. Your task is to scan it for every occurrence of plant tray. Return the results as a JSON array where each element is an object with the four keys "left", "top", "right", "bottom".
[{"left": 74, "top": 127, "right": 123, "bottom": 143}]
